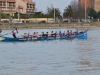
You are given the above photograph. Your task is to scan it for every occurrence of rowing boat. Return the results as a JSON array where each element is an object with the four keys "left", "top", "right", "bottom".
[{"left": 0, "top": 32, "right": 87, "bottom": 42}]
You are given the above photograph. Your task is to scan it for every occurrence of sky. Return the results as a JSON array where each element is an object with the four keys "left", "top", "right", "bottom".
[{"left": 33, "top": 0, "right": 72, "bottom": 13}]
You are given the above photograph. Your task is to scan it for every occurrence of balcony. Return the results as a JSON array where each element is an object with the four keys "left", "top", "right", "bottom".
[
  {"left": 26, "top": 10, "right": 35, "bottom": 13},
  {"left": 27, "top": 4, "right": 35, "bottom": 9},
  {"left": 1, "top": 10, "right": 16, "bottom": 13}
]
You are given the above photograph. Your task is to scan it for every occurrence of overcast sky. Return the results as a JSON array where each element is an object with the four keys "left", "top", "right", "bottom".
[{"left": 33, "top": 0, "right": 73, "bottom": 13}]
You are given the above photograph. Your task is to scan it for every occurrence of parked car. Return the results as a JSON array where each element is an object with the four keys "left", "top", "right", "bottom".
[
  {"left": 38, "top": 20, "right": 46, "bottom": 23},
  {"left": 48, "top": 20, "right": 54, "bottom": 23},
  {"left": 71, "top": 19, "right": 78, "bottom": 22},
  {"left": 62, "top": 19, "right": 68, "bottom": 23},
  {"left": 13, "top": 20, "right": 22, "bottom": 24},
  {"left": 2, "top": 20, "right": 9, "bottom": 23}
]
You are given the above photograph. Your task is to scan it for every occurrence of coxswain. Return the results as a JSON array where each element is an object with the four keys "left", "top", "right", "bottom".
[
  {"left": 74, "top": 29, "right": 78, "bottom": 34},
  {"left": 12, "top": 28, "right": 18, "bottom": 38}
]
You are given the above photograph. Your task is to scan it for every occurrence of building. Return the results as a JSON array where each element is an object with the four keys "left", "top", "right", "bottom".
[
  {"left": 0, "top": 0, "right": 35, "bottom": 15},
  {"left": 78, "top": 0, "right": 100, "bottom": 12},
  {"left": 17, "top": 0, "right": 35, "bottom": 14},
  {"left": 94, "top": 0, "right": 100, "bottom": 12},
  {"left": 78, "top": 0, "right": 91, "bottom": 9},
  {"left": 0, "top": 0, "right": 16, "bottom": 14}
]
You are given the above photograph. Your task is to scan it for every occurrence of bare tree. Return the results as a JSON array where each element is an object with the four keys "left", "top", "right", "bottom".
[
  {"left": 70, "top": 0, "right": 78, "bottom": 19},
  {"left": 70, "top": 0, "right": 85, "bottom": 19},
  {"left": 46, "top": 4, "right": 61, "bottom": 18}
]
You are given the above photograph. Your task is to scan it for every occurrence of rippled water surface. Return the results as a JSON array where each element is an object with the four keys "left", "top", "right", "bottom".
[{"left": 0, "top": 28, "right": 100, "bottom": 75}]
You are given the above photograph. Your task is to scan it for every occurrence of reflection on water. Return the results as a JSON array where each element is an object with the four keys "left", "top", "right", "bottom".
[{"left": 0, "top": 28, "right": 100, "bottom": 75}]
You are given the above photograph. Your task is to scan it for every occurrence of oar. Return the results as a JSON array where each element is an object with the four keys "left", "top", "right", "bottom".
[{"left": 1, "top": 33, "right": 12, "bottom": 37}]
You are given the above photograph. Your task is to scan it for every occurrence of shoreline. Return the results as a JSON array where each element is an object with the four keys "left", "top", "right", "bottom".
[{"left": 0, "top": 22, "right": 99, "bottom": 30}]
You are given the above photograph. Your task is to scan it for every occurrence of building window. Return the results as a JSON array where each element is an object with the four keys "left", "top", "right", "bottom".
[
  {"left": 9, "top": 3, "right": 11, "bottom": 6},
  {"left": 0, "top": 2, "right": 2, "bottom": 6},
  {"left": 79, "top": 0, "right": 81, "bottom": 2},
  {"left": 13, "top": 3, "right": 15, "bottom": 7},
  {"left": 3, "top": 2, "right": 6, "bottom": 6},
  {"left": 33, "top": 5, "right": 35, "bottom": 9},
  {"left": 27, "top": 4, "right": 29, "bottom": 8},
  {"left": 30, "top": 4, "right": 33, "bottom": 8},
  {"left": 9, "top": 3, "right": 14, "bottom": 7}
]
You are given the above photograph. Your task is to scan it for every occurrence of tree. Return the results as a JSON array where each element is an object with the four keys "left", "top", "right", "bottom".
[
  {"left": 98, "top": 11, "right": 100, "bottom": 19},
  {"left": 70, "top": 0, "right": 79, "bottom": 19},
  {"left": 1, "top": 13, "right": 8, "bottom": 19},
  {"left": 88, "top": 8, "right": 98, "bottom": 19},
  {"left": 46, "top": 5, "right": 61, "bottom": 18},
  {"left": 32, "top": 12, "right": 46, "bottom": 18},
  {"left": 63, "top": 5, "right": 73, "bottom": 19}
]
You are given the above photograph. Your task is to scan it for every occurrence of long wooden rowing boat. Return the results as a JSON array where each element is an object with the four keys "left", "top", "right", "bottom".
[{"left": 0, "top": 32, "right": 87, "bottom": 42}]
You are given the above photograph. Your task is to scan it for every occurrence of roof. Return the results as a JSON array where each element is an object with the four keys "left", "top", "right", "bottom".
[
  {"left": 8, "top": 0, "right": 15, "bottom": 2},
  {"left": 0, "top": 0, "right": 15, "bottom": 2},
  {"left": 22, "top": 0, "right": 35, "bottom": 5}
]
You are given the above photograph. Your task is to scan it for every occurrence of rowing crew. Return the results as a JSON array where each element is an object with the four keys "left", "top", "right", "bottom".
[{"left": 20, "top": 30, "right": 79, "bottom": 38}]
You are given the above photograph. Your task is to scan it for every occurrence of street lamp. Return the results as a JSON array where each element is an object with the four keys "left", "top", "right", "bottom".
[
  {"left": 85, "top": 0, "right": 87, "bottom": 22},
  {"left": 16, "top": 0, "right": 20, "bottom": 21},
  {"left": 54, "top": 0, "right": 55, "bottom": 23}
]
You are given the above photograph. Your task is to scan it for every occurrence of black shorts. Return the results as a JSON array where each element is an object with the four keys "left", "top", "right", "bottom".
[{"left": 13, "top": 34, "right": 16, "bottom": 38}]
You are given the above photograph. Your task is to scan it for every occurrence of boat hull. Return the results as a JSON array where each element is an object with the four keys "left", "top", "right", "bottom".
[{"left": 0, "top": 32, "right": 87, "bottom": 42}]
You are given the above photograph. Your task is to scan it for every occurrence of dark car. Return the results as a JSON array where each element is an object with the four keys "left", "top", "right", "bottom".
[
  {"left": 71, "top": 19, "right": 78, "bottom": 22},
  {"left": 2, "top": 20, "right": 9, "bottom": 23},
  {"left": 38, "top": 20, "right": 46, "bottom": 23},
  {"left": 62, "top": 20, "right": 68, "bottom": 23}
]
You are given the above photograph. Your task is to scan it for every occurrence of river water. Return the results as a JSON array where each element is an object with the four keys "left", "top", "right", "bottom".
[{"left": 0, "top": 28, "right": 100, "bottom": 75}]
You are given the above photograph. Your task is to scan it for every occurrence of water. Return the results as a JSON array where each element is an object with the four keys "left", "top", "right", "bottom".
[{"left": 0, "top": 28, "right": 100, "bottom": 75}]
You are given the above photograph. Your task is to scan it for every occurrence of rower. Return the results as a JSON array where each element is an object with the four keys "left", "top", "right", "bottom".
[
  {"left": 42, "top": 32, "right": 44, "bottom": 37},
  {"left": 63, "top": 31, "right": 66, "bottom": 36},
  {"left": 35, "top": 32, "right": 38, "bottom": 37},
  {"left": 59, "top": 31, "right": 62, "bottom": 36},
  {"left": 23, "top": 33, "right": 29, "bottom": 38},
  {"left": 33, "top": 32, "right": 36, "bottom": 37},
  {"left": 46, "top": 32, "right": 49, "bottom": 37},
  {"left": 51, "top": 31, "right": 54, "bottom": 36},
  {"left": 54, "top": 31, "right": 57, "bottom": 36},
  {"left": 42, "top": 32, "right": 48, "bottom": 37},
  {"left": 67, "top": 30, "right": 70, "bottom": 36},
  {"left": 69, "top": 30, "right": 73, "bottom": 35},
  {"left": 51, "top": 31, "right": 56, "bottom": 37}
]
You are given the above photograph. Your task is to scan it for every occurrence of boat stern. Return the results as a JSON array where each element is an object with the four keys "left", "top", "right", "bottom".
[{"left": 0, "top": 37, "right": 5, "bottom": 41}]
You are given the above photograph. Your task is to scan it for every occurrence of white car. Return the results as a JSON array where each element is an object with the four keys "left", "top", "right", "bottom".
[
  {"left": 13, "top": 20, "right": 22, "bottom": 24},
  {"left": 48, "top": 20, "right": 54, "bottom": 23}
]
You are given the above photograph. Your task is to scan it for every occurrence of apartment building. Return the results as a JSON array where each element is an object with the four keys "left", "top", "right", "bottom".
[
  {"left": 0, "top": 0, "right": 35, "bottom": 14},
  {"left": 78, "top": 0, "right": 100, "bottom": 12},
  {"left": 94, "top": 0, "right": 100, "bottom": 12},
  {"left": 17, "top": 0, "right": 35, "bottom": 13},
  {"left": 0, "top": 0, "right": 16, "bottom": 14},
  {"left": 78, "top": 0, "right": 91, "bottom": 8}
]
